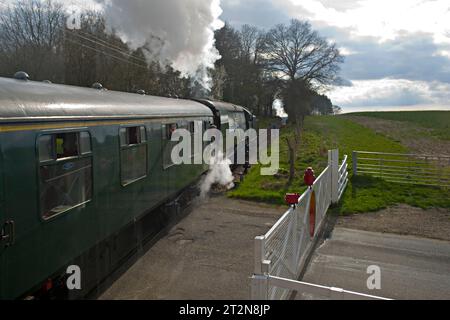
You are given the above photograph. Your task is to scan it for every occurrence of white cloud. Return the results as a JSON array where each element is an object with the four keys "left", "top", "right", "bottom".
[
  {"left": 278, "top": 0, "right": 450, "bottom": 44},
  {"left": 270, "top": 0, "right": 450, "bottom": 110},
  {"left": 339, "top": 47, "right": 358, "bottom": 56},
  {"left": 329, "top": 79, "right": 450, "bottom": 112},
  {"left": 438, "top": 50, "right": 450, "bottom": 59}
]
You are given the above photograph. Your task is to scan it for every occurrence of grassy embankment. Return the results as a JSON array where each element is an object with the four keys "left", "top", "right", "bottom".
[
  {"left": 229, "top": 113, "right": 450, "bottom": 214},
  {"left": 350, "top": 111, "right": 450, "bottom": 140}
]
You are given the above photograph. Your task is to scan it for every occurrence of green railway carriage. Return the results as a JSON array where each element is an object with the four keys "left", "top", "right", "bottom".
[
  {"left": 0, "top": 77, "right": 214, "bottom": 299},
  {"left": 195, "top": 99, "right": 256, "bottom": 165}
]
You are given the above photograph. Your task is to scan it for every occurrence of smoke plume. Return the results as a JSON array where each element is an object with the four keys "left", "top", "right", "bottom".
[
  {"left": 273, "top": 99, "right": 288, "bottom": 118},
  {"left": 200, "top": 152, "right": 234, "bottom": 199},
  {"left": 97, "top": 0, "right": 224, "bottom": 90}
]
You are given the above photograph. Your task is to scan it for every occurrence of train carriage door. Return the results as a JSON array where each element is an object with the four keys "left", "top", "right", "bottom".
[
  {"left": 0, "top": 141, "right": 6, "bottom": 298},
  {"left": 162, "top": 123, "right": 176, "bottom": 197}
]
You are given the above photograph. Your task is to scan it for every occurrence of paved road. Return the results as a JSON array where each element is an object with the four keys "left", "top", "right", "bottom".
[
  {"left": 99, "top": 197, "right": 284, "bottom": 300},
  {"left": 298, "top": 227, "right": 450, "bottom": 300}
]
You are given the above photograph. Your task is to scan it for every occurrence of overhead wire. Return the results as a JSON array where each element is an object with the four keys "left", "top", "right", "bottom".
[
  {"left": 64, "top": 37, "right": 149, "bottom": 70},
  {"left": 65, "top": 29, "right": 149, "bottom": 65},
  {"left": 0, "top": 0, "right": 151, "bottom": 70}
]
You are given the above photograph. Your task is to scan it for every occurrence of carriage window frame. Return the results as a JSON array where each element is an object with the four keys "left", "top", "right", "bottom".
[
  {"left": 186, "top": 121, "right": 197, "bottom": 159},
  {"left": 162, "top": 123, "right": 179, "bottom": 170},
  {"left": 119, "top": 125, "right": 148, "bottom": 187},
  {"left": 236, "top": 112, "right": 246, "bottom": 130},
  {"left": 203, "top": 120, "right": 210, "bottom": 150},
  {"left": 36, "top": 129, "right": 93, "bottom": 221}
]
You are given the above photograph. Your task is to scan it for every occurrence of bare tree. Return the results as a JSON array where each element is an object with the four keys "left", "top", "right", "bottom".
[
  {"left": 239, "top": 24, "right": 266, "bottom": 65},
  {"left": 261, "top": 18, "right": 343, "bottom": 132},
  {"left": 264, "top": 19, "right": 343, "bottom": 86},
  {"left": 0, "top": 0, "right": 65, "bottom": 80},
  {"left": 0, "top": 1, "right": 195, "bottom": 97}
]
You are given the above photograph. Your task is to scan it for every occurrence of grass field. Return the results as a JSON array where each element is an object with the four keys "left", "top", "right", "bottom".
[
  {"left": 349, "top": 111, "right": 450, "bottom": 140},
  {"left": 229, "top": 113, "right": 450, "bottom": 214}
]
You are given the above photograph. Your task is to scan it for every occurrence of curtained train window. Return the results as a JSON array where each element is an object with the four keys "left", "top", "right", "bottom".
[{"left": 38, "top": 131, "right": 93, "bottom": 220}]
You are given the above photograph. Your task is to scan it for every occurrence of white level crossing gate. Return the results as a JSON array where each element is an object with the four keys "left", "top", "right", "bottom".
[{"left": 251, "top": 150, "right": 390, "bottom": 300}]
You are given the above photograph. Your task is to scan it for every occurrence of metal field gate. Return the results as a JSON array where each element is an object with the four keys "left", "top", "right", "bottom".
[{"left": 353, "top": 151, "right": 450, "bottom": 188}]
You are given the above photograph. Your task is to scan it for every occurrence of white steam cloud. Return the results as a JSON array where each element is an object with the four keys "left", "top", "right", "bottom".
[
  {"left": 273, "top": 99, "right": 288, "bottom": 118},
  {"left": 97, "top": 0, "right": 224, "bottom": 90},
  {"left": 200, "top": 152, "right": 234, "bottom": 199}
]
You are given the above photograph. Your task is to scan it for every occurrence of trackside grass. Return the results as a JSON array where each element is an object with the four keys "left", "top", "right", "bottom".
[{"left": 229, "top": 115, "right": 450, "bottom": 214}]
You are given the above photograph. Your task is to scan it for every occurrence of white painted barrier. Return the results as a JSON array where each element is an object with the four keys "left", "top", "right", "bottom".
[{"left": 251, "top": 150, "right": 352, "bottom": 300}]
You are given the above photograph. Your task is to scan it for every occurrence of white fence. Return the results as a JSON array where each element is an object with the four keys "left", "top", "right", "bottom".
[
  {"left": 251, "top": 150, "right": 350, "bottom": 300},
  {"left": 353, "top": 151, "right": 450, "bottom": 188}
]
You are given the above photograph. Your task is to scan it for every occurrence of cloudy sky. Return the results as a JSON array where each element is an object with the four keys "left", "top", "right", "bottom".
[
  {"left": 222, "top": 0, "right": 450, "bottom": 112},
  {"left": 2, "top": 0, "right": 449, "bottom": 112}
]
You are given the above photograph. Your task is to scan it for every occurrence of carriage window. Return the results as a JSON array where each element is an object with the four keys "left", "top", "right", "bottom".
[
  {"left": 189, "top": 122, "right": 196, "bottom": 159},
  {"left": 165, "top": 123, "right": 178, "bottom": 140},
  {"left": 38, "top": 135, "right": 54, "bottom": 162},
  {"left": 38, "top": 131, "right": 93, "bottom": 220},
  {"left": 120, "top": 126, "right": 145, "bottom": 146},
  {"left": 140, "top": 126, "right": 147, "bottom": 143},
  {"left": 56, "top": 132, "right": 79, "bottom": 159},
  {"left": 163, "top": 123, "right": 179, "bottom": 169},
  {"left": 236, "top": 113, "right": 246, "bottom": 129},
  {"left": 120, "top": 126, "right": 147, "bottom": 186},
  {"left": 128, "top": 127, "right": 140, "bottom": 145},
  {"left": 228, "top": 115, "right": 237, "bottom": 130},
  {"left": 80, "top": 132, "right": 92, "bottom": 155}
]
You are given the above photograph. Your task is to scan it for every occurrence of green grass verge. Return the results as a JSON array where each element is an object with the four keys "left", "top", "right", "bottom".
[
  {"left": 349, "top": 111, "right": 450, "bottom": 140},
  {"left": 338, "top": 176, "right": 450, "bottom": 215},
  {"left": 229, "top": 115, "right": 450, "bottom": 213}
]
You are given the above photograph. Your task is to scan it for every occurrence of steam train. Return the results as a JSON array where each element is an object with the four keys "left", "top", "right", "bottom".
[{"left": 0, "top": 75, "right": 255, "bottom": 299}]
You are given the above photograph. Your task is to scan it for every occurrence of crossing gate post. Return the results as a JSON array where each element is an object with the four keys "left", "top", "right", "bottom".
[
  {"left": 252, "top": 235, "right": 270, "bottom": 300},
  {"left": 251, "top": 274, "right": 269, "bottom": 300},
  {"left": 329, "top": 150, "right": 339, "bottom": 204},
  {"left": 352, "top": 151, "right": 358, "bottom": 176}
]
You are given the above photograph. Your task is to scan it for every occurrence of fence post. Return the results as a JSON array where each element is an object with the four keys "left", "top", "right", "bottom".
[
  {"left": 251, "top": 274, "right": 269, "bottom": 300},
  {"left": 252, "top": 236, "right": 269, "bottom": 299},
  {"left": 254, "top": 236, "right": 265, "bottom": 274},
  {"left": 329, "top": 150, "right": 339, "bottom": 204},
  {"left": 353, "top": 151, "right": 358, "bottom": 176}
]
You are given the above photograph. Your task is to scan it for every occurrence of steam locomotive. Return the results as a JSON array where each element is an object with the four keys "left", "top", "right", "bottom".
[{"left": 0, "top": 75, "right": 255, "bottom": 299}]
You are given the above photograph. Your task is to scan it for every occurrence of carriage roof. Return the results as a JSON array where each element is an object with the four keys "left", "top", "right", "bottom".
[
  {"left": 0, "top": 77, "right": 213, "bottom": 123},
  {"left": 195, "top": 99, "right": 252, "bottom": 115}
]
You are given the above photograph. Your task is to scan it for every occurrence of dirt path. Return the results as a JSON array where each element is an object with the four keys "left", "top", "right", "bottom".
[
  {"left": 344, "top": 116, "right": 450, "bottom": 155},
  {"left": 337, "top": 204, "right": 450, "bottom": 241}
]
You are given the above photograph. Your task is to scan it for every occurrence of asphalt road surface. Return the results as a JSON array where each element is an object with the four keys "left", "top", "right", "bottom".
[{"left": 298, "top": 227, "right": 450, "bottom": 300}]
